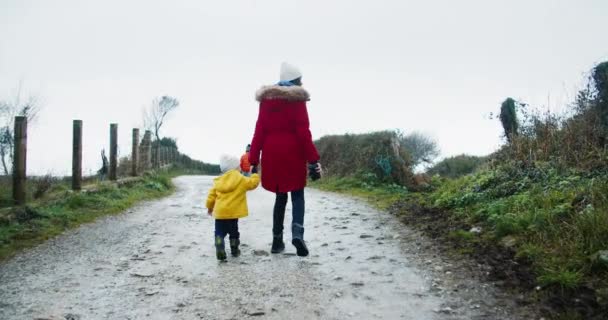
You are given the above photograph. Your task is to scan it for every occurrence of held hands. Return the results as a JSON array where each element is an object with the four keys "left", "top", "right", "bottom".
[{"left": 308, "top": 162, "right": 322, "bottom": 181}]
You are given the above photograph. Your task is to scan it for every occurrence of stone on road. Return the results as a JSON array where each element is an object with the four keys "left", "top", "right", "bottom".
[{"left": 0, "top": 176, "right": 531, "bottom": 319}]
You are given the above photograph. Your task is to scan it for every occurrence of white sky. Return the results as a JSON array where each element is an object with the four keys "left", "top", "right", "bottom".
[{"left": 1, "top": 0, "right": 607, "bottom": 175}]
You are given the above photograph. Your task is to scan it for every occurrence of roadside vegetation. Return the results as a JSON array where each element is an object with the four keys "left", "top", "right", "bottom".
[
  {"left": 312, "top": 61, "right": 608, "bottom": 319},
  {"left": 426, "top": 154, "right": 487, "bottom": 178},
  {"left": 0, "top": 87, "right": 220, "bottom": 262},
  {"left": 0, "top": 164, "right": 218, "bottom": 262}
]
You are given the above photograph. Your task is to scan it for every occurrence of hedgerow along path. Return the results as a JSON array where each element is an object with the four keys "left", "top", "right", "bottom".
[{"left": 0, "top": 176, "right": 537, "bottom": 319}]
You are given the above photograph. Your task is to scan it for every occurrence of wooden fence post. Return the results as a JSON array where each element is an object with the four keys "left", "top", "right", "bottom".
[
  {"left": 155, "top": 142, "right": 160, "bottom": 169},
  {"left": 143, "top": 130, "right": 152, "bottom": 171},
  {"left": 139, "top": 130, "right": 151, "bottom": 172},
  {"left": 160, "top": 145, "right": 163, "bottom": 167},
  {"left": 109, "top": 123, "right": 118, "bottom": 180},
  {"left": 12, "top": 116, "right": 27, "bottom": 205},
  {"left": 160, "top": 146, "right": 164, "bottom": 167},
  {"left": 131, "top": 128, "right": 139, "bottom": 176},
  {"left": 72, "top": 120, "right": 82, "bottom": 190}
]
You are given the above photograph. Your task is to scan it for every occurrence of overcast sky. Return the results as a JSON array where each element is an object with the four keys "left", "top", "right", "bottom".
[{"left": 1, "top": 0, "right": 607, "bottom": 175}]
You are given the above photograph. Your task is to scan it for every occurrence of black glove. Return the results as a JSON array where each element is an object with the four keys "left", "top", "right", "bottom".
[
  {"left": 251, "top": 165, "right": 258, "bottom": 174},
  {"left": 308, "top": 162, "right": 321, "bottom": 181}
]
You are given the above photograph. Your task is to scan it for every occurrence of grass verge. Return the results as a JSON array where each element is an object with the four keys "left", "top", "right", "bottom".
[
  {"left": 0, "top": 171, "right": 179, "bottom": 262},
  {"left": 312, "top": 163, "right": 608, "bottom": 319},
  {"left": 309, "top": 175, "right": 407, "bottom": 210}
]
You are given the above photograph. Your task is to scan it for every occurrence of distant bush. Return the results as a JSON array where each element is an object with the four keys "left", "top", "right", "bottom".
[
  {"left": 399, "top": 131, "right": 440, "bottom": 168},
  {"left": 172, "top": 156, "right": 220, "bottom": 175},
  {"left": 499, "top": 98, "right": 520, "bottom": 143},
  {"left": 315, "top": 131, "right": 414, "bottom": 187},
  {"left": 151, "top": 137, "right": 178, "bottom": 149},
  {"left": 117, "top": 156, "right": 132, "bottom": 177},
  {"left": 33, "top": 175, "right": 58, "bottom": 199},
  {"left": 0, "top": 175, "right": 11, "bottom": 207},
  {"left": 494, "top": 60, "right": 608, "bottom": 170},
  {"left": 427, "top": 154, "right": 487, "bottom": 178}
]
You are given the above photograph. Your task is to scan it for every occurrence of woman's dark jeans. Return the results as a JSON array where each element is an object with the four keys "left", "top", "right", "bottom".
[{"left": 273, "top": 189, "right": 305, "bottom": 240}]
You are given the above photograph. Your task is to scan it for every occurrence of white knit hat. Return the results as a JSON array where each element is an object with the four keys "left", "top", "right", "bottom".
[
  {"left": 219, "top": 155, "right": 240, "bottom": 173},
  {"left": 280, "top": 62, "right": 302, "bottom": 82}
]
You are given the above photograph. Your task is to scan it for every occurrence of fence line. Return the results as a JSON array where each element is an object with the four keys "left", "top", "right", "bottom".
[{"left": 9, "top": 117, "right": 215, "bottom": 206}]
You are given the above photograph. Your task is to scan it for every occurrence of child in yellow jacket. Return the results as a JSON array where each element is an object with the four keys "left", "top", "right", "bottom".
[{"left": 206, "top": 155, "right": 260, "bottom": 261}]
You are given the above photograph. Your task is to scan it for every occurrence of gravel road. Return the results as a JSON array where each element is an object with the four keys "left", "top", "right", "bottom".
[{"left": 0, "top": 176, "right": 536, "bottom": 320}]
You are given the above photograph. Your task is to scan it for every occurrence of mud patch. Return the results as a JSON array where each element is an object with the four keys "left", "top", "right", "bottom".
[{"left": 390, "top": 201, "right": 606, "bottom": 319}]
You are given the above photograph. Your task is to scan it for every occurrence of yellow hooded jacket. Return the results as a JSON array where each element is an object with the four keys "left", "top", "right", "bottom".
[{"left": 206, "top": 170, "right": 260, "bottom": 219}]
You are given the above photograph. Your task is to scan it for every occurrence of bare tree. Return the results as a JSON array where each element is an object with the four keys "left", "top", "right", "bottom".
[
  {"left": 0, "top": 84, "right": 42, "bottom": 175},
  {"left": 399, "top": 131, "right": 440, "bottom": 168},
  {"left": 143, "top": 96, "right": 179, "bottom": 168},
  {"left": 143, "top": 96, "right": 179, "bottom": 142}
]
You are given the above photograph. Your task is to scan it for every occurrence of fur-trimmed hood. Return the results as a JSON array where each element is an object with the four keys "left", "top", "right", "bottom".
[{"left": 255, "top": 85, "right": 310, "bottom": 102}]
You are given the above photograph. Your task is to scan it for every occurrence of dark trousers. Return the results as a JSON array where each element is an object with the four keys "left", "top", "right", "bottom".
[
  {"left": 273, "top": 189, "right": 305, "bottom": 240},
  {"left": 215, "top": 219, "right": 239, "bottom": 248}
]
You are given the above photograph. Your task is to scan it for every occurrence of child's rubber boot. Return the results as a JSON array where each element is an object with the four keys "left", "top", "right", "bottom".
[
  {"left": 215, "top": 236, "right": 227, "bottom": 261},
  {"left": 271, "top": 235, "right": 285, "bottom": 254},
  {"left": 230, "top": 239, "right": 241, "bottom": 257},
  {"left": 292, "top": 238, "right": 309, "bottom": 257}
]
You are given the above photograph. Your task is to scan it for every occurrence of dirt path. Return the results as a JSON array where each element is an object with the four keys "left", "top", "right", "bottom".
[{"left": 0, "top": 176, "right": 536, "bottom": 320}]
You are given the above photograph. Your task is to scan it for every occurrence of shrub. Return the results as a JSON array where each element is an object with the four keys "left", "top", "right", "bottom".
[
  {"left": 117, "top": 156, "right": 132, "bottom": 177},
  {"left": 399, "top": 131, "right": 439, "bottom": 168},
  {"left": 427, "top": 154, "right": 487, "bottom": 178},
  {"left": 33, "top": 175, "right": 57, "bottom": 199},
  {"left": 493, "top": 60, "right": 608, "bottom": 170},
  {"left": 499, "top": 97, "right": 520, "bottom": 143},
  {"left": 315, "top": 131, "right": 414, "bottom": 186},
  {"left": 538, "top": 267, "right": 583, "bottom": 290}
]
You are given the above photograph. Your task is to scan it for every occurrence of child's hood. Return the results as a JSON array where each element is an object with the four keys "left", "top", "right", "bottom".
[{"left": 213, "top": 170, "right": 244, "bottom": 193}]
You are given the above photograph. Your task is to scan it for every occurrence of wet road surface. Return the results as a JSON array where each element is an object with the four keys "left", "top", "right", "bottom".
[{"left": 0, "top": 176, "right": 534, "bottom": 319}]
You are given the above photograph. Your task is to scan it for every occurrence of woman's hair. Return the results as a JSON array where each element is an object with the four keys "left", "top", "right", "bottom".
[
  {"left": 290, "top": 77, "right": 302, "bottom": 86},
  {"left": 219, "top": 155, "right": 240, "bottom": 173}
]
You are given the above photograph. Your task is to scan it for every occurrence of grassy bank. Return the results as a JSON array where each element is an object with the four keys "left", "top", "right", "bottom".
[
  {"left": 422, "top": 163, "right": 608, "bottom": 289},
  {"left": 0, "top": 171, "right": 181, "bottom": 261},
  {"left": 311, "top": 164, "right": 608, "bottom": 319},
  {"left": 310, "top": 174, "right": 408, "bottom": 209}
]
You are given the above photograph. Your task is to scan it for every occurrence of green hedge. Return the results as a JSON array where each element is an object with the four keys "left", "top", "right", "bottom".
[{"left": 315, "top": 131, "right": 414, "bottom": 186}]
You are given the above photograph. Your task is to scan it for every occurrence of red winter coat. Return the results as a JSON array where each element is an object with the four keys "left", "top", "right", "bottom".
[{"left": 249, "top": 85, "right": 320, "bottom": 193}]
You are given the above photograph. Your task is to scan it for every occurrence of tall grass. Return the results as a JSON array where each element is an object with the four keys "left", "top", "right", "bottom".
[
  {"left": 310, "top": 173, "right": 407, "bottom": 209},
  {"left": 311, "top": 61, "right": 608, "bottom": 317},
  {"left": 495, "top": 63, "right": 608, "bottom": 171},
  {"left": 0, "top": 172, "right": 176, "bottom": 261},
  {"left": 430, "top": 162, "right": 608, "bottom": 289}
]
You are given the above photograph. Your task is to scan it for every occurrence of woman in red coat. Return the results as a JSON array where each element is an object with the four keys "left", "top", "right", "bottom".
[{"left": 249, "top": 62, "right": 322, "bottom": 256}]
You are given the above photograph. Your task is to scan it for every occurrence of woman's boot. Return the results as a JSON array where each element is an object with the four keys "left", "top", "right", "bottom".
[
  {"left": 292, "top": 238, "right": 309, "bottom": 257},
  {"left": 271, "top": 234, "right": 285, "bottom": 253}
]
